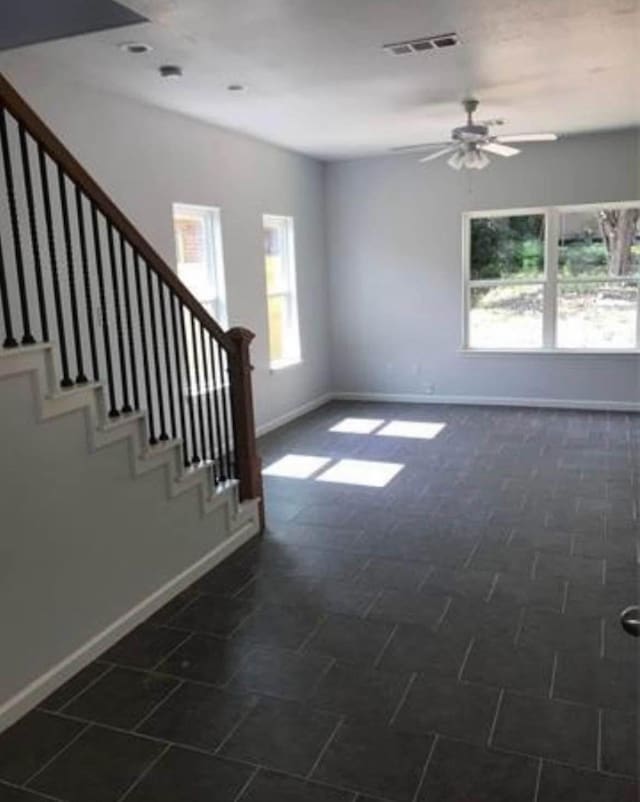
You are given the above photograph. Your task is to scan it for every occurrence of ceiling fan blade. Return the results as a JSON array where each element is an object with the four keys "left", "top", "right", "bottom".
[
  {"left": 391, "top": 141, "right": 452, "bottom": 153},
  {"left": 496, "top": 133, "right": 558, "bottom": 143},
  {"left": 419, "top": 146, "right": 458, "bottom": 163},
  {"left": 480, "top": 142, "right": 520, "bottom": 157}
]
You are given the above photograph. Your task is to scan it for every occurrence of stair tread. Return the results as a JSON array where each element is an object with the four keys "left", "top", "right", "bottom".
[
  {"left": 1, "top": 342, "right": 53, "bottom": 357},
  {"left": 101, "top": 410, "right": 145, "bottom": 430},
  {"left": 48, "top": 381, "right": 102, "bottom": 399},
  {"left": 143, "top": 438, "right": 182, "bottom": 456}
]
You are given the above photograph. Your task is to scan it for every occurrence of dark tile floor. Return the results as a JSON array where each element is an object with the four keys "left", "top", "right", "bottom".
[{"left": 1, "top": 401, "right": 638, "bottom": 801}]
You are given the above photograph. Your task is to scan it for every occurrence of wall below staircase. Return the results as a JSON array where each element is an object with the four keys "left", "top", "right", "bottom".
[{"left": 0, "top": 363, "right": 257, "bottom": 730}]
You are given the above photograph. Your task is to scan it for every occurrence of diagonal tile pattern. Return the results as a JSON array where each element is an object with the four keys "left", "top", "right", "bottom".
[{"left": 0, "top": 402, "right": 637, "bottom": 801}]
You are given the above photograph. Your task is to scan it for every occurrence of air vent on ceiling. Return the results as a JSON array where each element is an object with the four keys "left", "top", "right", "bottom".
[{"left": 383, "top": 33, "right": 460, "bottom": 56}]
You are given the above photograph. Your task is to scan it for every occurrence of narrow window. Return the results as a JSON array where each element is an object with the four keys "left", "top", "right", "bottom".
[
  {"left": 173, "top": 204, "right": 227, "bottom": 395},
  {"left": 173, "top": 204, "right": 227, "bottom": 327},
  {"left": 263, "top": 214, "right": 301, "bottom": 368}
]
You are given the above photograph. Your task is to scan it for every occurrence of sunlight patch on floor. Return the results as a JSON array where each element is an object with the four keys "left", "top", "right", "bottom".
[
  {"left": 329, "top": 417, "right": 385, "bottom": 434},
  {"left": 263, "top": 454, "right": 331, "bottom": 479},
  {"left": 376, "top": 420, "right": 446, "bottom": 440},
  {"left": 315, "top": 458, "right": 404, "bottom": 488}
]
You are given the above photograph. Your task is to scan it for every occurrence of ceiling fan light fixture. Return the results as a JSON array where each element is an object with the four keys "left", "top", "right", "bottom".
[
  {"left": 469, "top": 148, "right": 490, "bottom": 169},
  {"left": 447, "top": 150, "right": 465, "bottom": 170},
  {"left": 403, "top": 98, "right": 559, "bottom": 169}
]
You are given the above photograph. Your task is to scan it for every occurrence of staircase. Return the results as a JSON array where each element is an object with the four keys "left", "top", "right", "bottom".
[{"left": 0, "top": 73, "right": 263, "bottom": 729}]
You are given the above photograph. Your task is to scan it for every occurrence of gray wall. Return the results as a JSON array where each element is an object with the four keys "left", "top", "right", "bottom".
[
  {"left": 325, "top": 130, "right": 640, "bottom": 406},
  {"left": 0, "top": 66, "right": 332, "bottom": 430},
  {"left": 0, "top": 369, "right": 241, "bottom": 714}
]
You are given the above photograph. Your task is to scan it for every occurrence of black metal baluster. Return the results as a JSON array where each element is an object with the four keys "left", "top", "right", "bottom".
[
  {"left": 0, "top": 108, "right": 34, "bottom": 344},
  {"left": 179, "top": 304, "right": 199, "bottom": 463},
  {"left": 200, "top": 326, "right": 217, "bottom": 478},
  {"left": 39, "top": 145, "right": 72, "bottom": 386},
  {"left": 133, "top": 254, "right": 156, "bottom": 443},
  {"left": 18, "top": 124, "right": 48, "bottom": 341},
  {"left": 91, "top": 205, "right": 118, "bottom": 416},
  {"left": 146, "top": 264, "right": 167, "bottom": 440},
  {"left": 75, "top": 188, "right": 99, "bottom": 380},
  {"left": 107, "top": 223, "right": 131, "bottom": 412},
  {"left": 170, "top": 293, "right": 190, "bottom": 466},
  {"left": 209, "top": 337, "right": 225, "bottom": 482},
  {"left": 157, "top": 277, "right": 176, "bottom": 438},
  {"left": 119, "top": 235, "right": 140, "bottom": 410},
  {"left": 217, "top": 343, "right": 234, "bottom": 479},
  {"left": 190, "top": 314, "right": 207, "bottom": 463},
  {"left": 0, "top": 227, "right": 17, "bottom": 347},
  {"left": 57, "top": 166, "right": 86, "bottom": 383}
]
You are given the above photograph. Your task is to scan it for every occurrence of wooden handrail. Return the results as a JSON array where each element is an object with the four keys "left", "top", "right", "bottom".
[
  {"left": 0, "top": 72, "right": 231, "bottom": 352},
  {"left": 0, "top": 72, "right": 264, "bottom": 525}
]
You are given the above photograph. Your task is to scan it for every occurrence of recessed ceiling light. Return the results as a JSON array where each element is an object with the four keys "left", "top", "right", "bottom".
[
  {"left": 119, "top": 42, "right": 152, "bottom": 55},
  {"left": 159, "top": 65, "right": 183, "bottom": 79},
  {"left": 227, "top": 84, "right": 246, "bottom": 92}
]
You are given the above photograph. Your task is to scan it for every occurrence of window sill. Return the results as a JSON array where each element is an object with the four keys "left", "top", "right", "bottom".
[
  {"left": 458, "top": 348, "right": 640, "bottom": 356},
  {"left": 270, "top": 358, "right": 303, "bottom": 373}
]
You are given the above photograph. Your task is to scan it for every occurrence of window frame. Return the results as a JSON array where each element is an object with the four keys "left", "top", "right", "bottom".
[
  {"left": 263, "top": 213, "right": 302, "bottom": 370},
  {"left": 173, "top": 202, "right": 228, "bottom": 329},
  {"left": 461, "top": 200, "right": 640, "bottom": 354},
  {"left": 172, "top": 202, "right": 229, "bottom": 396}
]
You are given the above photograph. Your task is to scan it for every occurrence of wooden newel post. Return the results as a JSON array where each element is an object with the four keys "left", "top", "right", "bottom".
[{"left": 227, "top": 327, "right": 264, "bottom": 531}]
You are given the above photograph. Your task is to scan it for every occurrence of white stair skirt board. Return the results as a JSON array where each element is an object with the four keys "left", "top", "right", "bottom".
[
  {"left": 0, "top": 343, "right": 261, "bottom": 733},
  {"left": 332, "top": 391, "right": 640, "bottom": 413}
]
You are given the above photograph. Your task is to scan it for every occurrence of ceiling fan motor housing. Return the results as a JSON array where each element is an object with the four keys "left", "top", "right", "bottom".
[{"left": 452, "top": 123, "right": 489, "bottom": 142}]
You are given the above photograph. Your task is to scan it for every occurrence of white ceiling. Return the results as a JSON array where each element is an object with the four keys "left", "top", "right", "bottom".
[{"left": 1, "top": 0, "right": 639, "bottom": 159}]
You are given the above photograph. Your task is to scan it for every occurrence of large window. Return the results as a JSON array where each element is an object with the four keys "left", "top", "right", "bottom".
[
  {"left": 173, "top": 203, "right": 227, "bottom": 327},
  {"left": 264, "top": 214, "right": 301, "bottom": 368},
  {"left": 464, "top": 203, "right": 640, "bottom": 351}
]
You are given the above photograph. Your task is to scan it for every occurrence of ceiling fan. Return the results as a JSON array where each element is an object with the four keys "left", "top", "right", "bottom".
[{"left": 394, "top": 99, "right": 558, "bottom": 170}]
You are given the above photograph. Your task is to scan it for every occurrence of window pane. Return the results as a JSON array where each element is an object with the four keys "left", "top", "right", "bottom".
[
  {"left": 265, "top": 224, "right": 287, "bottom": 293},
  {"left": 173, "top": 206, "right": 226, "bottom": 327},
  {"left": 264, "top": 214, "right": 300, "bottom": 367},
  {"left": 559, "top": 208, "right": 640, "bottom": 279},
  {"left": 175, "top": 216, "right": 205, "bottom": 262},
  {"left": 470, "top": 215, "right": 545, "bottom": 280},
  {"left": 268, "top": 294, "right": 288, "bottom": 363},
  {"left": 469, "top": 284, "right": 544, "bottom": 348},
  {"left": 557, "top": 281, "right": 638, "bottom": 349}
]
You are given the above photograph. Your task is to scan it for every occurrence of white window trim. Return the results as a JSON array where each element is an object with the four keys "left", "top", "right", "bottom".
[
  {"left": 173, "top": 202, "right": 228, "bottom": 329},
  {"left": 461, "top": 200, "right": 640, "bottom": 354},
  {"left": 264, "top": 214, "right": 302, "bottom": 370},
  {"left": 173, "top": 203, "right": 229, "bottom": 396}
]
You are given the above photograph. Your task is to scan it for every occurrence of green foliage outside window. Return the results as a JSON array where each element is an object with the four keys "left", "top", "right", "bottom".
[{"left": 470, "top": 215, "right": 544, "bottom": 280}]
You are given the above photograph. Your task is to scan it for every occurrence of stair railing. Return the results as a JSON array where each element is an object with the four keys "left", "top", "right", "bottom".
[{"left": 0, "top": 73, "right": 262, "bottom": 522}]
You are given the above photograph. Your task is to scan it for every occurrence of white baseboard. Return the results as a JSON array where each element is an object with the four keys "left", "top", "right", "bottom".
[
  {"left": 254, "top": 387, "right": 637, "bottom": 444},
  {"left": 0, "top": 520, "right": 258, "bottom": 734},
  {"left": 254, "top": 388, "right": 638, "bottom": 443},
  {"left": 332, "top": 391, "right": 640, "bottom": 413},
  {"left": 256, "top": 393, "right": 333, "bottom": 437}
]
